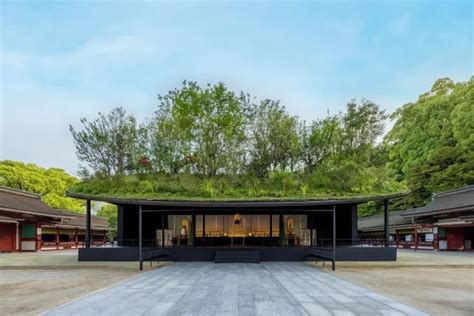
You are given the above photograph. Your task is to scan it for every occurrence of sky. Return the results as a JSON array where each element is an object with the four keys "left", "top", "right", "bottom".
[{"left": 1, "top": 1, "right": 472, "bottom": 175}]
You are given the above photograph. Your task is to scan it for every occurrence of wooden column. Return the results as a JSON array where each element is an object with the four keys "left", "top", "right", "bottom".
[
  {"left": 310, "top": 213, "right": 314, "bottom": 246},
  {"left": 74, "top": 228, "right": 78, "bottom": 248},
  {"left": 269, "top": 214, "right": 272, "bottom": 238},
  {"left": 56, "top": 227, "right": 60, "bottom": 250},
  {"left": 396, "top": 230, "right": 400, "bottom": 248},
  {"left": 384, "top": 199, "right": 389, "bottom": 247},
  {"left": 85, "top": 199, "right": 91, "bottom": 248},
  {"left": 161, "top": 212, "right": 165, "bottom": 248},
  {"left": 414, "top": 226, "right": 418, "bottom": 252},
  {"left": 139, "top": 205, "right": 143, "bottom": 271}
]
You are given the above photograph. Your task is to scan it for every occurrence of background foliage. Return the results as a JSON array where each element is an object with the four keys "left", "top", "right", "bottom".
[
  {"left": 385, "top": 77, "right": 474, "bottom": 209},
  {"left": 2, "top": 77, "right": 472, "bottom": 225},
  {"left": 0, "top": 160, "right": 85, "bottom": 212}
]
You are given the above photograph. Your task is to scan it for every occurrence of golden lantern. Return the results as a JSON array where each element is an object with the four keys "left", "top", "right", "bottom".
[{"left": 234, "top": 214, "right": 241, "bottom": 225}]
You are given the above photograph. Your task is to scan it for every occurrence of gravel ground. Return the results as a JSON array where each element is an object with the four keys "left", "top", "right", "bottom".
[
  {"left": 321, "top": 250, "right": 474, "bottom": 316},
  {"left": 0, "top": 250, "right": 142, "bottom": 315}
]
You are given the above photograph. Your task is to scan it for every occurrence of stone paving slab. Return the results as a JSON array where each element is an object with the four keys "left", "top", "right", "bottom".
[{"left": 45, "top": 262, "right": 429, "bottom": 316}]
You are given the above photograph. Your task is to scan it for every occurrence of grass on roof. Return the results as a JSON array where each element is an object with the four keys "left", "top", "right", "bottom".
[{"left": 69, "top": 173, "right": 407, "bottom": 201}]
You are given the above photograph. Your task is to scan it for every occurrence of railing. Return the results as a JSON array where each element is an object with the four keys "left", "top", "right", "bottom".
[
  {"left": 40, "top": 240, "right": 107, "bottom": 250},
  {"left": 316, "top": 238, "right": 390, "bottom": 247},
  {"left": 85, "top": 238, "right": 394, "bottom": 249}
]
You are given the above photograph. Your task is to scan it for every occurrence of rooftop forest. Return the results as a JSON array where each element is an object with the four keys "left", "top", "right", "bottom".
[
  {"left": 2, "top": 77, "right": 472, "bottom": 218},
  {"left": 67, "top": 77, "right": 474, "bottom": 213}
]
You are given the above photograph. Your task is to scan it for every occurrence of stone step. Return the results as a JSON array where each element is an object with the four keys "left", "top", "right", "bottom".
[{"left": 214, "top": 251, "right": 260, "bottom": 263}]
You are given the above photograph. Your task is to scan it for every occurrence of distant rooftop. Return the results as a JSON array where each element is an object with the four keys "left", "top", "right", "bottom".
[
  {"left": 0, "top": 186, "right": 71, "bottom": 219},
  {"left": 401, "top": 185, "right": 474, "bottom": 217}
]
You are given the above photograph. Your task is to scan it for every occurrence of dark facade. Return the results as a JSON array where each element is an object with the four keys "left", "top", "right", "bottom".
[{"left": 69, "top": 192, "right": 405, "bottom": 269}]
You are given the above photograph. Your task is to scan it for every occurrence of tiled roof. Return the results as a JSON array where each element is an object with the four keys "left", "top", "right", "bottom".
[
  {"left": 0, "top": 215, "right": 22, "bottom": 223},
  {"left": 401, "top": 186, "right": 474, "bottom": 217},
  {"left": 43, "top": 210, "right": 109, "bottom": 231},
  {"left": 358, "top": 210, "right": 413, "bottom": 232},
  {"left": 0, "top": 186, "right": 71, "bottom": 219}
]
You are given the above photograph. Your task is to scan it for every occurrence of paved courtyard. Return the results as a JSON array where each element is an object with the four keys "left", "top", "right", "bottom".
[{"left": 46, "top": 262, "right": 428, "bottom": 316}]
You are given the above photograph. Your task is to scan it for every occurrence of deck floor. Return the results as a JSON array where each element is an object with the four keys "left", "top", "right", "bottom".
[{"left": 45, "top": 262, "right": 428, "bottom": 316}]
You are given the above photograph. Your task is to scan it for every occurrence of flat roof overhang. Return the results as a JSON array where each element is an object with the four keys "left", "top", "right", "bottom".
[{"left": 66, "top": 191, "right": 409, "bottom": 210}]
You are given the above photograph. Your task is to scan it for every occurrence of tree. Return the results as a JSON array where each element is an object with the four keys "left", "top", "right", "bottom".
[
  {"left": 247, "top": 99, "right": 300, "bottom": 176},
  {"left": 97, "top": 203, "right": 118, "bottom": 240},
  {"left": 300, "top": 115, "right": 341, "bottom": 173},
  {"left": 70, "top": 107, "right": 146, "bottom": 177},
  {"left": 340, "top": 100, "right": 387, "bottom": 162},
  {"left": 0, "top": 160, "right": 84, "bottom": 212},
  {"left": 152, "top": 81, "right": 246, "bottom": 177},
  {"left": 385, "top": 77, "right": 474, "bottom": 209}
]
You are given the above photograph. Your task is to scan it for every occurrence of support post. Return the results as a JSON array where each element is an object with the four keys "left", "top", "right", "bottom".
[
  {"left": 414, "top": 225, "right": 418, "bottom": 252},
  {"left": 332, "top": 205, "right": 336, "bottom": 271},
  {"left": 269, "top": 214, "right": 272, "bottom": 238},
  {"left": 56, "top": 227, "right": 60, "bottom": 250},
  {"left": 139, "top": 205, "right": 143, "bottom": 271},
  {"left": 191, "top": 209, "right": 196, "bottom": 247},
  {"left": 74, "top": 228, "right": 78, "bottom": 248},
  {"left": 384, "top": 199, "right": 389, "bottom": 247},
  {"left": 279, "top": 212, "right": 284, "bottom": 246},
  {"left": 161, "top": 211, "right": 165, "bottom": 248},
  {"left": 310, "top": 213, "right": 313, "bottom": 246},
  {"left": 85, "top": 199, "right": 91, "bottom": 248},
  {"left": 203, "top": 214, "right": 206, "bottom": 237}
]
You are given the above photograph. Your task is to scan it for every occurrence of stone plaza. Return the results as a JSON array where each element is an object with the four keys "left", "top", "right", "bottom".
[{"left": 45, "top": 262, "right": 428, "bottom": 315}]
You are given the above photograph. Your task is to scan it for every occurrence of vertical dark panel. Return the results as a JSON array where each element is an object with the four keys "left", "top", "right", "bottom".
[
  {"left": 279, "top": 212, "right": 284, "bottom": 246},
  {"left": 384, "top": 199, "right": 389, "bottom": 247},
  {"left": 161, "top": 211, "right": 165, "bottom": 248},
  {"left": 332, "top": 204, "right": 336, "bottom": 271},
  {"left": 191, "top": 209, "right": 196, "bottom": 247},
  {"left": 351, "top": 204, "right": 358, "bottom": 244},
  {"left": 139, "top": 205, "right": 143, "bottom": 271},
  {"left": 269, "top": 214, "right": 272, "bottom": 237},
  {"left": 85, "top": 199, "right": 91, "bottom": 248},
  {"left": 203, "top": 214, "right": 206, "bottom": 237},
  {"left": 117, "top": 205, "right": 124, "bottom": 244}
]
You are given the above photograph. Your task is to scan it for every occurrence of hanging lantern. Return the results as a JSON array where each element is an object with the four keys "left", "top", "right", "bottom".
[{"left": 234, "top": 214, "right": 241, "bottom": 225}]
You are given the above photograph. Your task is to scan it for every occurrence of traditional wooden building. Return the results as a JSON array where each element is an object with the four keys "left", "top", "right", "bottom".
[
  {"left": 401, "top": 186, "right": 474, "bottom": 251},
  {"left": 41, "top": 210, "right": 109, "bottom": 250},
  {"left": 0, "top": 186, "right": 109, "bottom": 252},
  {"left": 358, "top": 186, "right": 474, "bottom": 251},
  {"left": 68, "top": 191, "right": 407, "bottom": 270}
]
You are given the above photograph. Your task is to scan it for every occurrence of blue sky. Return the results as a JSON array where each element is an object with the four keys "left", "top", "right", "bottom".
[{"left": 1, "top": 1, "right": 472, "bottom": 175}]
